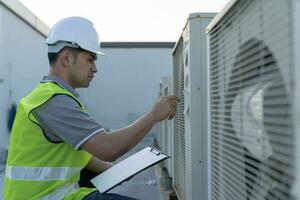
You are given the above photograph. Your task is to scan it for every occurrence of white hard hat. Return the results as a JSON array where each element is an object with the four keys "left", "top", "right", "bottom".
[{"left": 45, "top": 16, "right": 106, "bottom": 55}]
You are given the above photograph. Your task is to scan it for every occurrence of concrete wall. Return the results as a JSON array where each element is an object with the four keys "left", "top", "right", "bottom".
[{"left": 84, "top": 43, "right": 174, "bottom": 131}]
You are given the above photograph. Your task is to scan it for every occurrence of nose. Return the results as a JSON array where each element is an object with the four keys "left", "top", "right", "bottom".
[{"left": 92, "top": 62, "right": 98, "bottom": 73}]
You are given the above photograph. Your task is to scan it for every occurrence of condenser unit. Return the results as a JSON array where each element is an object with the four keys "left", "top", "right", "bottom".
[
  {"left": 172, "top": 13, "right": 215, "bottom": 200},
  {"left": 206, "top": 0, "right": 300, "bottom": 199}
]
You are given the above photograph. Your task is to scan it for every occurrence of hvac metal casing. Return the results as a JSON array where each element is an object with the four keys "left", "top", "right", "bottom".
[{"left": 172, "top": 13, "right": 215, "bottom": 200}]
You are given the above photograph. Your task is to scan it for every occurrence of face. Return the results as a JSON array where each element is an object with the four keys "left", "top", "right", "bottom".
[{"left": 68, "top": 51, "right": 98, "bottom": 88}]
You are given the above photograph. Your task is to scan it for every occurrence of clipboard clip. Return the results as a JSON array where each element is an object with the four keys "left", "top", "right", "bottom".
[{"left": 150, "top": 147, "right": 162, "bottom": 156}]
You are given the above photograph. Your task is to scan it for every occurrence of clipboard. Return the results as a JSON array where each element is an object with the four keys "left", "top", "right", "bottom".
[{"left": 91, "top": 146, "right": 169, "bottom": 193}]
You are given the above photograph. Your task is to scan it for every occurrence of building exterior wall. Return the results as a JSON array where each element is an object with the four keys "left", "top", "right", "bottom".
[
  {"left": 0, "top": 2, "right": 49, "bottom": 197},
  {"left": 0, "top": 2, "right": 48, "bottom": 151},
  {"left": 84, "top": 44, "right": 174, "bottom": 131}
]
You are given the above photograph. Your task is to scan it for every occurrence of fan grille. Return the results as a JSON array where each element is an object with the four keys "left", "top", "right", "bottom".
[{"left": 209, "top": 0, "right": 294, "bottom": 199}]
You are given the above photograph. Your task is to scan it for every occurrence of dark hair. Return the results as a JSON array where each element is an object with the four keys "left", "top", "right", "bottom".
[{"left": 47, "top": 47, "right": 85, "bottom": 66}]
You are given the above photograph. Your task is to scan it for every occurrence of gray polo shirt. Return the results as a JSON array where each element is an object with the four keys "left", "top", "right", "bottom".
[{"left": 32, "top": 75, "right": 104, "bottom": 150}]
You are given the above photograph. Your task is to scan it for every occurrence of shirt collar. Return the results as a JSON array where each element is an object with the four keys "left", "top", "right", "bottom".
[{"left": 40, "top": 75, "right": 79, "bottom": 98}]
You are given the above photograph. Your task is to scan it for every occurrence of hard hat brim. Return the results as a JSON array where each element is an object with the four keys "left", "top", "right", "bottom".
[{"left": 97, "top": 51, "right": 107, "bottom": 56}]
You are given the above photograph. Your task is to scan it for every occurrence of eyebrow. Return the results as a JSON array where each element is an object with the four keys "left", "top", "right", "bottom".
[
  {"left": 89, "top": 53, "right": 97, "bottom": 61},
  {"left": 92, "top": 54, "right": 97, "bottom": 61}
]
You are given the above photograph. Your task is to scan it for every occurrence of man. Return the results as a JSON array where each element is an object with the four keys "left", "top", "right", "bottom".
[{"left": 3, "top": 17, "right": 179, "bottom": 200}]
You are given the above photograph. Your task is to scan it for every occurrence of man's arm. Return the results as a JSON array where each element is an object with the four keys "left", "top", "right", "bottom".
[
  {"left": 85, "top": 156, "right": 112, "bottom": 174},
  {"left": 82, "top": 95, "right": 180, "bottom": 162}
]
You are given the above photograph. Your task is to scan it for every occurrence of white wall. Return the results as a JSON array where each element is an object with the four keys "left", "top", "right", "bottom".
[
  {"left": 0, "top": 3, "right": 49, "bottom": 197},
  {"left": 84, "top": 45, "right": 174, "bottom": 131},
  {"left": 0, "top": 3, "right": 48, "bottom": 150}
]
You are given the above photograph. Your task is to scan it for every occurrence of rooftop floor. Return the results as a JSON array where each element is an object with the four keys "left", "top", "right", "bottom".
[{"left": 109, "top": 136, "right": 160, "bottom": 200}]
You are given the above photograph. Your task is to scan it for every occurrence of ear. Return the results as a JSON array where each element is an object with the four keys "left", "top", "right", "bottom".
[{"left": 60, "top": 50, "right": 74, "bottom": 67}]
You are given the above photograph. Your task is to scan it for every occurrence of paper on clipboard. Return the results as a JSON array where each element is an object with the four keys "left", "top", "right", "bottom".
[{"left": 91, "top": 147, "right": 169, "bottom": 193}]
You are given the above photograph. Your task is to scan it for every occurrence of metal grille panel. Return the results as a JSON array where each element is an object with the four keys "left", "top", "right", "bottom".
[
  {"left": 208, "top": 0, "right": 294, "bottom": 199},
  {"left": 173, "top": 37, "right": 186, "bottom": 198}
]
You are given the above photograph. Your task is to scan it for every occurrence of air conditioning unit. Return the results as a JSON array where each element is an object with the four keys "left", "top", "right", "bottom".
[
  {"left": 158, "top": 77, "right": 174, "bottom": 177},
  {"left": 206, "top": 0, "right": 300, "bottom": 199},
  {"left": 172, "top": 13, "right": 215, "bottom": 200}
]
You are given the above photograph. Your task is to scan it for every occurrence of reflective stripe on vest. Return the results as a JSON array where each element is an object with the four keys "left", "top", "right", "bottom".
[
  {"left": 6, "top": 165, "right": 81, "bottom": 181},
  {"left": 39, "top": 182, "right": 79, "bottom": 200}
]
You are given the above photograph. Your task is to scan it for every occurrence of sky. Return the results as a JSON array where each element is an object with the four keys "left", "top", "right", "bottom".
[{"left": 19, "top": 0, "right": 230, "bottom": 42}]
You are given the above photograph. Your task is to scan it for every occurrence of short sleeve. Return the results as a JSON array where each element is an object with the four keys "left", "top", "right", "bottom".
[{"left": 32, "top": 94, "right": 104, "bottom": 150}]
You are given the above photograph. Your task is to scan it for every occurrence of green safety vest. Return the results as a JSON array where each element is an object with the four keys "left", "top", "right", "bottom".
[{"left": 4, "top": 82, "right": 97, "bottom": 200}]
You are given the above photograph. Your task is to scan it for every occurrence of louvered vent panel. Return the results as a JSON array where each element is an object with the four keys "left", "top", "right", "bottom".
[
  {"left": 209, "top": 0, "right": 294, "bottom": 199},
  {"left": 163, "top": 86, "right": 173, "bottom": 175},
  {"left": 163, "top": 87, "right": 169, "bottom": 155},
  {"left": 173, "top": 37, "right": 186, "bottom": 198}
]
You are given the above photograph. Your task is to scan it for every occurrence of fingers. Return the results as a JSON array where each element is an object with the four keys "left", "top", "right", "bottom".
[
  {"left": 170, "top": 100, "right": 178, "bottom": 107},
  {"left": 166, "top": 95, "right": 181, "bottom": 102},
  {"left": 162, "top": 96, "right": 180, "bottom": 108},
  {"left": 168, "top": 110, "right": 176, "bottom": 120},
  {"left": 168, "top": 96, "right": 180, "bottom": 110},
  {"left": 166, "top": 96, "right": 180, "bottom": 120},
  {"left": 152, "top": 95, "right": 180, "bottom": 122}
]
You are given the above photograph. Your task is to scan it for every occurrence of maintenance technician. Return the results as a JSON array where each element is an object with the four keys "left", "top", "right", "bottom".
[{"left": 3, "top": 17, "right": 179, "bottom": 200}]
